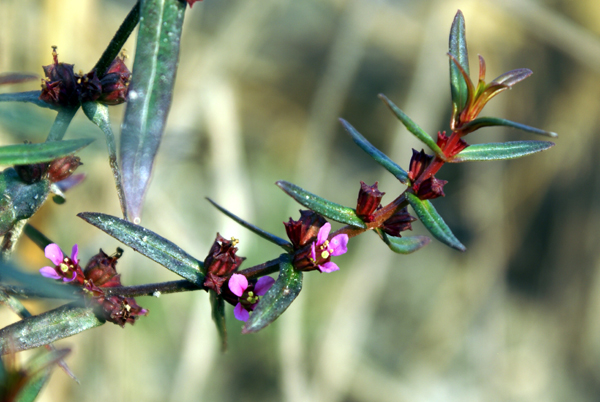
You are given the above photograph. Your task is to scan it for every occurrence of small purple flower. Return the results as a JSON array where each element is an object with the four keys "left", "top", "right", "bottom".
[
  {"left": 309, "top": 222, "right": 349, "bottom": 273},
  {"left": 39, "top": 243, "right": 79, "bottom": 282},
  {"left": 228, "top": 273, "right": 275, "bottom": 321}
]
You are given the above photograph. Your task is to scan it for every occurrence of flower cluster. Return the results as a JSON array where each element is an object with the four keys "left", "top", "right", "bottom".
[
  {"left": 40, "top": 244, "right": 147, "bottom": 327},
  {"left": 40, "top": 47, "right": 130, "bottom": 108},
  {"left": 292, "top": 222, "right": 349, "bottom": 273}
]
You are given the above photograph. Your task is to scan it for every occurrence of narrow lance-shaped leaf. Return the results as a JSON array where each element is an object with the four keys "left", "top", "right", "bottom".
[
  {"left": 243, "top": 254, "right": 302, "bottom": 333},
  {"left": 450, "top": 140, "right": 555, "bottom": 162},
  {"left": 78, "top": 212, "right": 204, "bottom": 286},
  {"left": 339, "top": 118, "right": 408, "bottom": 183},
  {"left": 375, "top": 229, "right": 431, "bottom": 254},
  {"left": 210, "top": 292, "right": 227, "bottom": 352},
  {"left": 379, "top": 94, "right": 445, "bottom": 159},
  {"left": 0, "top": 73, "right": 37, "bottom": 86},
  {"left": 0, "top": 91, "right": 58, "bottom": 111},
  {"left": 0, "top": 303, "right": 104, "bottom": 354},
  {"left": 0, "top": 138, "right": 93, "bottom": 166},
  {"left": 82, "top": 102, "right": 127, "bottom": 219},
  {"left": 459, "top": 116, "right": 558, "bottom": 137},
  {"left": 14, "top": 348, "right": 71, "bottom": 402},
  {"left": 276, "top": 181, "right": 367, "bottom": 228},
  {"left": 207, "top": 198, "right": 293, "bottom": 252},
  {"left": 406, "top": 192, "right": 466, "bottom": 251},
  {"left": 449, "top": 10, "right": 470, "bottom": 113},
  {"left": 120, "top": 0, "right": 186, "bottom": 223}
]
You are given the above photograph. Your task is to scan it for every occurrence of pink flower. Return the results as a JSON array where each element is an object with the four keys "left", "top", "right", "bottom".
[
  {"left": 309, "top": 222, "right": 349, "bottom": 273},
  {"left": 39, "top": 243, "right": 79, "bottom": 282},
  {"left": 228, "top": 273, "right": 275, "bottom": 321}
]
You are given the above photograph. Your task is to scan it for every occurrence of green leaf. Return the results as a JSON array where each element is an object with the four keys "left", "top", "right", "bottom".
[
  {"left": 0, "top": 169, "right": 50, "bottom": 237},
  {"left": 24, "top": 224, "right": 54, "bottom": 251},
  {"left": 82, "top": 102, "right": 127, "bottom": 218},
  {"left": 378, "top": 94, "right": 445, "bottom": 159},
  {"left": 0, "top": 303, "right": 104, "bottom": 354},
  {"left": 210, "top": 291, "right": 227, "bottom": 352},
  {"left": 276, "top": 181, "right": 367, "bottom": 228},
  {"left": 0, "top": 261, "right": 78, "bottom": 301},
  {"left": 450, "top": 140, "right": 555, "bottom": 162},
  {"left": 243, "top": 254, "right": 302, "bottom": 333},
  {"left": 207, "top": 198, "right": 293, "bottom": 252},
  {"left": 77, "top": 212, "right": 204, "bottom": 286},
  {"left": 93, "top": 1, "right": 141, "bottom": 76},
  {"left": 14, "top": 348, "right": 71, "bottom": 402},
  {"left": 120, "top": 0, "right": 186, "bottom": 223},
  {"left": 405, "top": 192, "right": 465, "bottom": 251},
  {"left": 339, "top": 118, "right": 408, "bottom": 183},
  {"left": 459, "top": 116, "right": 558, "bottom": 137},
  {"left": 0, "top": 138, "right": 93, "bottom": 166},
  {"left": 376, "top": 229, "right": 431, "bottom": 254},
  {"left": 0, "top": 91, "right": 58, "bottom": 111},
  {"left": 449, "top": 10, "right": 470, "bottom": 113}
]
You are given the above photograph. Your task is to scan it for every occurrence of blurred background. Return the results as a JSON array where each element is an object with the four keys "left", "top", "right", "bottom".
[{"left": 0, "top": 0, "right": 598, "bottom": 400}]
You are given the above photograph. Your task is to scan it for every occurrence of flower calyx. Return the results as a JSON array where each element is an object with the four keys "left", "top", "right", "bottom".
[
  {"left": 407, "top": 149, "right": 447, "bottom": 200},
  {"left": 203, "top": 233, "right": 246, "bottom": 294},
  {"left": 284, "top": 210, "right": 327, "bottom": 249},
  {"left": 382, "top": 207, "right": 417, "bottom": 237},
  {"left": 356, "top": 181, "right": 385, "bottom": 223}
]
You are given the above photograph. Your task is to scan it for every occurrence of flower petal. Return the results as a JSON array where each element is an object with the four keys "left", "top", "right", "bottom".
[
  {"left": 234, "top": 303, "right": 249, "bottom": 321},
  {"left": 228, "top": 273, "right": 248, "bottom": 297},
  {"left": 63, "top": 271, "right": 77, "bottom": 282},
  {"left": 310, "top": 242, "right": 316, "bottom": 261},
  {"left": 316, "top": 222, "right": 331, "bottom": 245},
  {"left": 44, "top": 243, "right": 63, "bottom": 266},
  {"left": 39, "top": 266, "right": 61, "bottom": 280},
  {"left": 71, "top": 244, "right": 79, "bottom": 264},
  {"left": 254, "top": 276, "right": 275, "bottom": 296},
  {"left": 330, "top": 234, "right": 349, "bottom": 256},
  {"left": 319, "top": 261, "right": 340, "bottom": 273}
]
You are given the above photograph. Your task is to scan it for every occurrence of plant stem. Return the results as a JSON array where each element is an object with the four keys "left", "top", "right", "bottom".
[
  {"left": 94, "top": 1, "right": 141, "bottom": 76},
  {"left": 46, "top": 107, "right": 78, "bottom": 142},
  {"left": 104, "top": 280, "right": 203, "bottom": 297},
  {"left": 24, "top": 223, "right": 54, "bottom": 251}
]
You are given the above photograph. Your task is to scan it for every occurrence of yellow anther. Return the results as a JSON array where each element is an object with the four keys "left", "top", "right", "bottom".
[{"left": 231, "top": 237, "right": 239, "bottom": 246}]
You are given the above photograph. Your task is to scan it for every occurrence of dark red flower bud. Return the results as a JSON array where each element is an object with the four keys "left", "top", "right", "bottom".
[
  {"left": 284, "top": 210, "right": 327, "bottom": 249},
  {"left": 78, "top": 70, "right": 102, "bottom": 103},
  {"left": 382, "top": 207, "right": 417, "bottom": 237},
  {"left": 98, "top": 57, "right": 130, "bottom": 105},
  {"left": 39, "top": 47, "right": 79, "bottom": 107},
  {"left": 97, "top": 295, "right": 148, "bottom": 327},
  {"left": 187, "top": 0, "right": 203, "bottom": 7},
  {"left": 84, "top": 248, "right": 123, "bottom": 287},
  {"left": 408, "top": 149, "right": 433, "bottom": 182},
  {"left": 46, "top": 155, "right": 82, "bottom": 183},
  {"left": 356, "top": 181, "right": 385, "bottom": 222},
  {"left": 202, "top": 234, "right": 245, "bottom": 293},
  {"left": 14, "top": 162, "right": 48, "bottom": 184},
  {"left": 414, "top": 176, "right": 447, "bottom": 200},
  {"left": 436, "top": 131, "right": 468, "bottom": 158}
]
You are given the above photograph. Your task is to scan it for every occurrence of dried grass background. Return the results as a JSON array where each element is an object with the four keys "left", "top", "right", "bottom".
[{"left": 0, "top": 0, "right": 599, "bottom": 401}]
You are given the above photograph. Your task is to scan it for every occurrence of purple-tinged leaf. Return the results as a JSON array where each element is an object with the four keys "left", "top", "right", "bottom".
[
  {"left": 491, "top": 68, "right": 532, "bottom": 87},
  {"left": 243, "top": 254, "right": 302, "bottom": 333},
  {"left": 276, "top": 181, "right": 367, "bottom": 228},
  {"left": 406, "top": 192, "right": 465, "bottom": 251},
  {"left": 378, "top": 94, "right": 446, "bottom": 160},
  {"left": 120, "top": 0, "right": 186, "bottom": 224},
  {"left": 449, "top": 10, "right": 470, "bottom": 113},
  {"left": 450, "top": 140, "right": 555, "bottom": 162},
  {"left": 460, "top": 116, "right": 558, "bottom": 137},
  {"left": 0, "top": 73, "right": 37, "bottom": 86}
]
